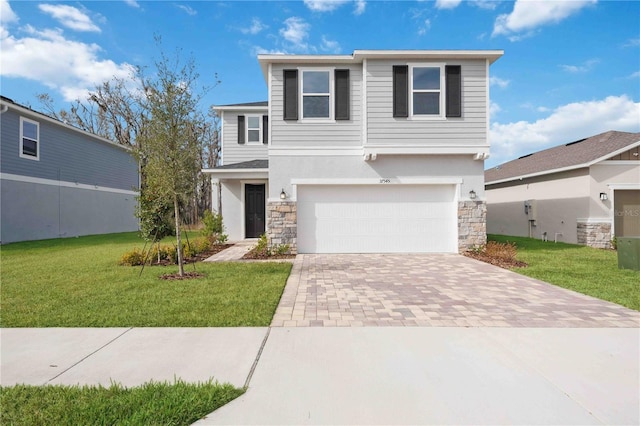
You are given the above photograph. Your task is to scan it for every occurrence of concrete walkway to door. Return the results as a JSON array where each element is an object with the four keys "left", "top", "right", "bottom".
[{"left": 271, "top": 254, "right": 640, "bottom": 328}]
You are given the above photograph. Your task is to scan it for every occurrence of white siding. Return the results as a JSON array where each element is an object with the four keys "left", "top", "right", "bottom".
[
  {"left": 270, "top": 64, "right": 363, "bottom": 147},
  {"left": 222, "top": 111, "right": 268, "bottom": 165},
  {"left": 366, "top": 59, "right": 487, "bottom": 145}
]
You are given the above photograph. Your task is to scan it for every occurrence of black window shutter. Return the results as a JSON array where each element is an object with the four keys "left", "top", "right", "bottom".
[
  {"left": 283, "top": 69, "right": 298, "bottom": 120},
  {"left": 445, "top": 65, "right": 462, "bottom": 118},
  {"left": 335, "top": 69, "right": 350, "bottom": 120},
  {"left": 237, "top": 115, "right": 245, "bottom": 144},
  {"left": 392, "top": 65, "right": 408, "bottom": 118},
  {"left": 262, "top": 115, "right": 268, "bottom": 144}
]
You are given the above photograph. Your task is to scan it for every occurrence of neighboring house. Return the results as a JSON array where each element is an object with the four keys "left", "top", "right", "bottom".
[
  {"left": 203, "top": 49, "right": 504, "bottom": 253},
  {"left": 0, "top": 96, "right": 139, "bottom": 244},
  {"left": 485, "top": 131, "right": 640, "bottom": 248}
]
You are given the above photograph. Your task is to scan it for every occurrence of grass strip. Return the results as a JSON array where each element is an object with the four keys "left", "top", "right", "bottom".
[
  {"left": 0, "top": 379, "right": 243, "bottom": 425},
  {"left": 489, "top": 234, "right": 639, "bottom": 311},
  {"left": 1, "top": 232, "right": 292, "bottom": 327}
]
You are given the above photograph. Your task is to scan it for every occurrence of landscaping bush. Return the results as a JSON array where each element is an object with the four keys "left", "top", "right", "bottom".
[
  {"left": 201, "top": 211, "right": 228, "bottom": 244},
  {"left": 119, "top": 248, "right": 146, "bottom": 266},
  {"left": 119, "top": 237, "right": 214, "bottom": 266},
  {"left": 483, "top": 240, "right": 518, "bottom": 262}
]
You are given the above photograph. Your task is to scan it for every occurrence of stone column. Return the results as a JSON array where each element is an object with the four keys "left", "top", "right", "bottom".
[
  {"left": 266, "top": 201, "right": 297, "bottom": 254},
  {"left": 577, "top": 221, "right": 612, "bottom": 249},
  {"left": 458, "top": 200, "right": 487, "bottom": 252}
]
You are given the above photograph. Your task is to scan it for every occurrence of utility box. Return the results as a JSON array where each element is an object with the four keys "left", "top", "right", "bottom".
[
  {"left": 525, "top": 199, "right": 538, "bottom": 220},
  {"left": 617, "top": 237, "right": 640, "bottom": 271}
]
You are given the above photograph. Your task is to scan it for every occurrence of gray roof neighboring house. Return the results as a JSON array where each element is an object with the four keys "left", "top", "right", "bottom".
[
  {"left": 486, "top": 131, "right": 640, "bottom": 184},
  {"left": 213, "top": 159, "right": 268, "bottom": 170}
]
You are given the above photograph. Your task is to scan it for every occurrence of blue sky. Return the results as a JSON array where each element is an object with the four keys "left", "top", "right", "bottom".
[{"left": 1, "top": 0, "right": 639, "bottom": 167}]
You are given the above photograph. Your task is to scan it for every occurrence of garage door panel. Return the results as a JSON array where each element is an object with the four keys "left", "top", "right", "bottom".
[{"left": 297, "top": 185, "right": 457, "bottom": 253}]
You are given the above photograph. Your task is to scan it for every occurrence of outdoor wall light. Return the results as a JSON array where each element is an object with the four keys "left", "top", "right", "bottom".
[
  {"left": 469, "top": 190, "right": 477, "bottom": 200},
  {"left": 280, "top": 188, "right": 287, "bottom": 200},
  {"left": 599, "top": 192, "right": 608, "bottom": 201}
]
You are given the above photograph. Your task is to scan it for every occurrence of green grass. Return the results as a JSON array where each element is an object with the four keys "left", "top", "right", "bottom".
[
  {"left": 0, "top": 232, "right": 292, "bottom": 327},
  {"left": 0, "top": 380, "right": 244, "bottom": 425},
  {"left": 489, "top": 234, "right": 640, "bottom": 311}
]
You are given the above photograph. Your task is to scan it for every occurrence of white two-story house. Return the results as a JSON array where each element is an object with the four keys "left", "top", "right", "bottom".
[{"left": 203, "top": 49, "right": 503, "bottom": 254}]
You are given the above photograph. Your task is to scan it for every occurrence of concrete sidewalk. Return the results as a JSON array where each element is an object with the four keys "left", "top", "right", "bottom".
[
  {"left": 198, "top": 327, "right": 639, "bottom": 425},
  {"left": 0, "top": 327, "right": 267, "bottom": 388}
]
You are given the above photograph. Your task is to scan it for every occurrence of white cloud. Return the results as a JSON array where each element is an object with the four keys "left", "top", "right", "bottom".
[
  {"left": 623, "top": 38, "right": 640, "bottom": 48},
  {"left": 473, "top": 0, "right": 498, "bottom": 10},
  {"left": 304, "top": 0, "right": 350, "bottom": 12},
  {"left": 39, "top": 4, "right": 100, "bottom": 32},
  {"left": 123, "top": 0, "right": 140, "bottom": 8},
  {"left": 251, "top": 46, "right": 287, "bottom": 56},
  {"left": 304, "top": 0, "right": 365, "bottom": 15},
  {"left": 493, "top": 0, "right": 596, "bottom": 39},
  {"left": 1, "top": 24, "right": 134, "bottom": 101},
  {"left": 241, "top": 17, "right": 267, "bottom": 35},
  {"left": 489, "top": 101, "right": 501, "bottom": 116},
  {"left": 435, "top": 0, "right": 462, "bottom": 10},
  {"left": 176, "top": 4, "right": 197, "bottom": 16},
  {"left": 560, "top": 58, "right": 599, "bottom": 73},
  {"left": 280, "top": 17, "right": 310, "bottom": 51},
  {"left": 1, "top": 0, "right": 18, "bottom": 25},
  {"left": 628, "top": 71, "right": 640, "bottom": 79},
  {"left": 320, "top": 36, "right": 340, "bottom": 53},
  {"left": 490, "top": 95, "right": 640, "bottom": 165},
  {"left": 417, "top": 19, "right": 431, "bottom": 36},
  {"left": 489, "top": 76, "right": 510, "bottom": 88}
]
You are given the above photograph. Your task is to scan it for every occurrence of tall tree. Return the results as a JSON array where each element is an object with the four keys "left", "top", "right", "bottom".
[{"left": 136, "top": 48, "right": 207, "bottom": 277}]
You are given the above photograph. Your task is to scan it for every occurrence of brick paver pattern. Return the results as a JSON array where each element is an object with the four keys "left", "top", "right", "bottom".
[{"left": 271, "top": 254, "right": 640, "bottom": 328}]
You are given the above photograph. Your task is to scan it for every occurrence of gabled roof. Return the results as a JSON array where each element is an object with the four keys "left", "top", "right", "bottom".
[{"left": 485, "top": 131, "right": 640, "bottom": 184}]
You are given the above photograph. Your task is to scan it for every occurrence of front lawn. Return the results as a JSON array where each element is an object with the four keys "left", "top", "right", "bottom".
[
  {"left": 0, "top": 380, "right": 243, "bottom": 425},
  {"left": 0, "top": 232, "right": 292, "bottom": 327},
  {"left": 489, "top": 234, "right": 639, "bottom": 311}
]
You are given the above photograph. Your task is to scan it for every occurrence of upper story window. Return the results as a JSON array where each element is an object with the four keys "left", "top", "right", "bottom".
[
  {"left": 393, "top": 64, "right": 461, "bottom": 119},
  {"left": 237, "top": 114, "right": 268, "bottom": 145},
  {"left": 283, "top": 69, "right": 350, "bottom": 122},
  {"left": 301, "top": 70, "right": 332, "bottom": 119},
  {"left": 411, "top": 65, "right": 443, "bottom": 116},
  {"left": 247, "top": 115, "right": 262, "bottom": 143},
  {"left": 20, "top": 117, "right": 39, "bottom": 160}
]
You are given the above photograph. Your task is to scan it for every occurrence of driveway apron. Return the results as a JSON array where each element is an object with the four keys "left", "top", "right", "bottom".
[{"left": 271, "top": 254, "right": 639, "bottom": 328}]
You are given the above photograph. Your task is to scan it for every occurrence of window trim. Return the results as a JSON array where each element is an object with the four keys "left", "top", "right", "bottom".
[
  {"left": 299, "top": 67, "right": 335, "bottom": 122},
  {"left": 19, "top": 117, "right": 40, "bottom": 161},
  {"left": 245, "top": 115, "right": 263, "bottom": 144},
  {"left": 408, "top": 63, "right": 445, "bottom": 120}
]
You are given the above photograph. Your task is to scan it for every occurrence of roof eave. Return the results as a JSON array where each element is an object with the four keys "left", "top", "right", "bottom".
[{"left": 212, "top": 105, "right": 268, "bottom": 112}]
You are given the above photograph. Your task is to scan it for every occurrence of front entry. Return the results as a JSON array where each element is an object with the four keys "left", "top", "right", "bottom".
[{"left": 245, "top": 184, "right": 266, "bottom": 238}]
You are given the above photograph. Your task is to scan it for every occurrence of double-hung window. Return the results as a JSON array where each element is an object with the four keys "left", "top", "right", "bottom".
[
  {"left": 301, "top": 70, "right": 332, "bottom": 120},
  {"left": 410, "top": 64, "right": 444, "bottom": 118},
  {"left": 246, "top": 115, "right": 262, "bottom": 144},
  {"left": 20, "top": 117, "right": 39, "bottom": 160}
]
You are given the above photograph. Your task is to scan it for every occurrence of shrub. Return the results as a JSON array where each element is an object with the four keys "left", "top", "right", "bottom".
[
  {"left": 119, "top": 248, "right": 146, "bottom": 266},
  {"left": 201, "top": 211, "right": 229, "bottom": 245},
  {"left": 483, "top": 241, "right": 517, "bottom": 261}
]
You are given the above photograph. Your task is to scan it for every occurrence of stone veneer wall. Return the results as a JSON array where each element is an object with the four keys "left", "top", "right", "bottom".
[
  {"left": 577, "top": 221, "right": 611, "bottom": 249},
  {"left": 458, "top": 201, "right": 487, "bottom": 252},
  {"left": 267, "top": 201, "right": 297, "bottom": 254}
]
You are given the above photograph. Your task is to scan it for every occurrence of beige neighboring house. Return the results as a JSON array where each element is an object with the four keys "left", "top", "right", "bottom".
[{"left": 485, "top": 131, "right": 640, "bottom": 248}]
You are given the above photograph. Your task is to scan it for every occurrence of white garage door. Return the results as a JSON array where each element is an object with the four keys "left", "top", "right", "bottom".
[{"left": 297, "top": 184, "right": 457, "bottom": 253}]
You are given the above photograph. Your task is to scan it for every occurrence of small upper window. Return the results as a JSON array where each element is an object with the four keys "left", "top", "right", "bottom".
[
  {"left": 247, "top": 116, "right": 262, "bottom": 143},
  {"left": 301, "top": 70, "right": 331, "bottom": 119},
  {"left": 20, "top": 117, "right": 39, "bottom": 160},
  {"left": 411, "top": 65, "right": 443, "bottom": 117}
]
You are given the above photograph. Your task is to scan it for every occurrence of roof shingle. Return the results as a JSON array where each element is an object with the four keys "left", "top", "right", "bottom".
[{"left": 485, "top": 131, "right": 640, "bottom": 183}]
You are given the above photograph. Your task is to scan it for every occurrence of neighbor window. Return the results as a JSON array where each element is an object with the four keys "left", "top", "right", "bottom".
[
  {"left": 301, "top": 70, "right": 331, "bottom": 119},
  {"left": 20, "top": 117, "right": 39, "bottom": 160},
  {"left": 411, "top": 65, "right": 443, "bottom": 116},
  {"left": 247, "top": 115, "right": 262, "bottom": 143}
]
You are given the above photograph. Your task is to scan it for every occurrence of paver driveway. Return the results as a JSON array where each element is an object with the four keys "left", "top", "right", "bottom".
[{"left": 272, "top": 254, "right": 639, "bottom": 327}]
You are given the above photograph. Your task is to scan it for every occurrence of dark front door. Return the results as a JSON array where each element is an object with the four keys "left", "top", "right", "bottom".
[{"left": 245, "top": 184, "right": 266, "bottom": 238}]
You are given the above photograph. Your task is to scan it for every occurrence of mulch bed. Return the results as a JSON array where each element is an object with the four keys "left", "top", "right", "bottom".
[
  {"left": 159, "top": 271, "right": 205, "bottom": 280},
  {"left": 464, "top": 251, "right": 528, "bottom": 269},
  {"left": 242, "top": 250, "right": 296, "bottom": 260},
  {"left": 149, "top": 244, "right": 233, "bottom": 266}
]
